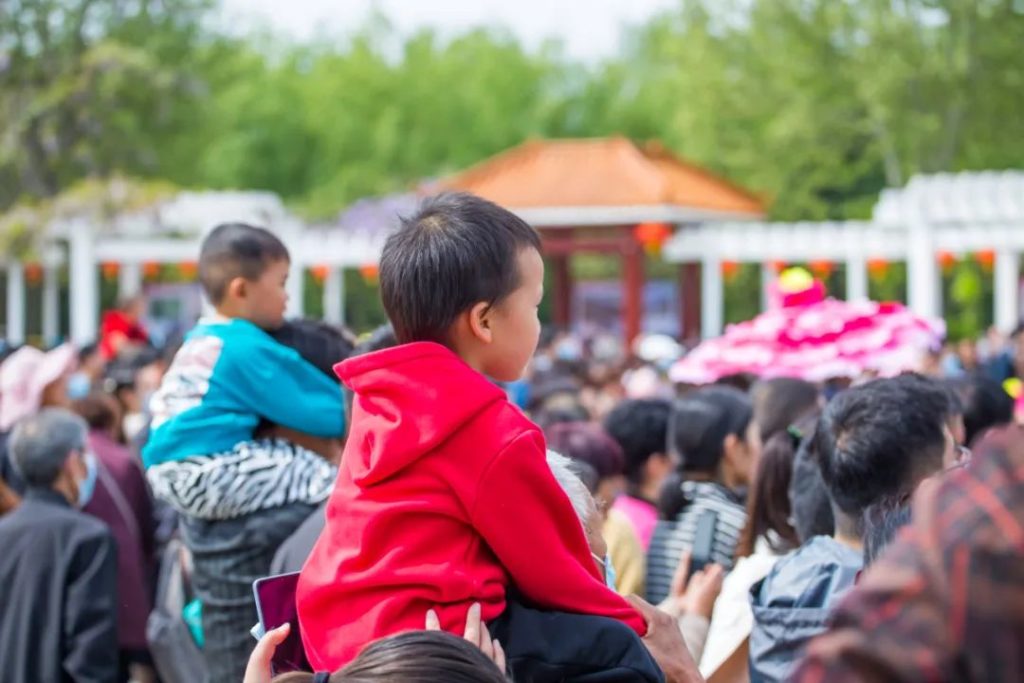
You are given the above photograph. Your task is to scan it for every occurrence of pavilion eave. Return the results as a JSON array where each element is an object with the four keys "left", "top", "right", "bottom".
[{"left": 510, "top": 204, "right": 763, "bottom": 228}]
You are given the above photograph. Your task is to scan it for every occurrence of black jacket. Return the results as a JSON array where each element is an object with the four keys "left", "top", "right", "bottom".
[{"left": 0, "top": 488, "right": 119, "bottom": 683}]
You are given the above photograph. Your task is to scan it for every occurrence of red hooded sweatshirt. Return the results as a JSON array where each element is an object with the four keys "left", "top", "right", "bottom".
[{"left": 296, "top": 342, "right": 646, "bottom": 669}]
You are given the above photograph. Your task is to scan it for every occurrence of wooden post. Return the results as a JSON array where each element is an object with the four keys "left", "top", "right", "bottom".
[
  {"left": 680, "top": 262, "right": 701, "bottom": 342},
  {"left": 622, "top": 227, "right": 644, "bottom": 345},
  {"left": 551, "top": 254, "right": 572, "bottom": 329}
]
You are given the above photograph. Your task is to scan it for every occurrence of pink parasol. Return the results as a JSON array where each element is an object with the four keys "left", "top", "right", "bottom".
[{"left": 670, "top": 269, "right": 944, "bottom": 384}]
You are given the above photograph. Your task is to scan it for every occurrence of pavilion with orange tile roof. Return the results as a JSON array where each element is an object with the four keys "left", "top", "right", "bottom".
[{"left": 438, "top": 136, "right": 766, "bottom": 343}]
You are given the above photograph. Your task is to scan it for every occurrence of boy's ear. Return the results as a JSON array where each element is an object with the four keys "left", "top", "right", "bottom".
[
  {"left": 226, "top": 276, "right": 248, "bottom": 301},
  {"left": 468, "top": 301, "right": 493, "bottom": 344}
]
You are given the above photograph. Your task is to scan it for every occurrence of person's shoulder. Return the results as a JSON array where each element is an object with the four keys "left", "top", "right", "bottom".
[{"left": 757, "top": 537, "right": 861, "bottom": 605}]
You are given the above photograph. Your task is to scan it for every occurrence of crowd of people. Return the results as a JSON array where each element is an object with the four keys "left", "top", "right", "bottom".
[{"left": 1, "top": 191, "right": 1024, "bottom": 683}]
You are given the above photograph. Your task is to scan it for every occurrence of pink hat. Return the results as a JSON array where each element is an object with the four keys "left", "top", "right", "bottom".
[{"left": 0, "top": 344, "right": 77, "bottom": 432}]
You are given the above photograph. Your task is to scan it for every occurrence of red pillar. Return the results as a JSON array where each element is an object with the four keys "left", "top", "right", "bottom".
[
  {"left": 551, "top": 253, "right": 572, "bottom": 329},
  {"left": 622, "top": 227, "right": 644, "bottom": 345},
  {"left": 680, "top": 262, "right": 701, "bottom": 343}
]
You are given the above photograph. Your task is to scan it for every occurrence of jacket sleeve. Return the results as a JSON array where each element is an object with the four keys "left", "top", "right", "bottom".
[
  {"left": 220, "top": 338, "right": 346, "bottom": 438},
  {"left": 63, "top": 528, "right": 119, "bottom": 683},
  {"left": 469, "top": 431, "right": 647, "bottom": 636}
]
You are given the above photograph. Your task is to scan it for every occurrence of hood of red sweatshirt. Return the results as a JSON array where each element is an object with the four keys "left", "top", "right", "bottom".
[{"left": 334, "top": 342, "right": 507, "bottom": 486}]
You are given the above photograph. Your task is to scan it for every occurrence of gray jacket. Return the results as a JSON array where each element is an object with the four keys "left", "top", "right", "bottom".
[{"left": 748, "top": 536, "right": 863, "bottom": 683}]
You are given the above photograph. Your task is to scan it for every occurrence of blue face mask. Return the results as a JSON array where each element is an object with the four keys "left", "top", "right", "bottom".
[
  {"left": 594, "top": 552, "right": 617, "bottom": 591},
  {"left": 67, "top": 372, "right": 91, "bottom": 400},
  {"left": 77, "top": 452, "right": 98, "bottom": 508}
]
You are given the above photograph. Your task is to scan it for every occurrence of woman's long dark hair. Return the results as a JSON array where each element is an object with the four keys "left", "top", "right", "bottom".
[
  {"left": 272, "top": 631, "right": 508, "bottom": 683},
  {"left": 734, "top": 414, "right": 817, "bottom": 559},
  {"left": 658, "top": 386, "right": 753, "bottom": 520}
]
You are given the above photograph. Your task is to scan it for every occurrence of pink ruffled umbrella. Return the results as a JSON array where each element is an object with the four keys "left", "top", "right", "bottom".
[{"left": 670, "top": 269, "right": 944, "bottom": 384}]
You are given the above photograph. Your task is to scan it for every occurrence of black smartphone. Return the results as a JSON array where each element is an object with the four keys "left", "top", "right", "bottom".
[
  {"left": 688, "top": 510, "right": 718, "bottom": 580},
  {"left": 252, "top": 572, "right": 310, "bottom": 674}
]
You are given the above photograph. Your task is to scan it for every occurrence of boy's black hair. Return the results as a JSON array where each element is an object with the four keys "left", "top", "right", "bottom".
[
  {"left": 603, "top": 398, "right": 672, "bottom": 486},
  {"left": 198, "top": 223, "right": 290, "bottom": 304},
  {"left": 379, "top": 192, "right": 541, "bottom": 344},
  {"left": 813, "top": 374, "right": 947, "bottom": 517}
]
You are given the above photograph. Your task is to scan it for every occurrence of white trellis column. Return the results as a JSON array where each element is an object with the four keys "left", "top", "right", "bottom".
[
  {"left": 42, "top": 263, "right": 60, "bottom": 344},
  {"left": 323, "top": 268, "right": 345, "bottom": 325},
  {"left": 701, "top": 254, "right": 723, "bottom": 339},
  {"left": 995, "top": 248, "right": 1020, "bottom": 332},
  {"left": 118, "top": 262, "right": 143, "bottom": 299},
  {"left": 846, "top": 252, "right": 868, "bottom": 302},
  {"left": 906, "top": 213, "right": 940, "bottom": 319},
  {"left": 760, "top": 262, "right": 774, "bottom": 311},
  {"left": 278, "top": 219, "right": 305, "bottom": 318},
  {"left": 69, "top": 220, "right": 99, "bottom": 344},
  {"left": 5, "top": 263, "right": 25, "bottom": 345}
]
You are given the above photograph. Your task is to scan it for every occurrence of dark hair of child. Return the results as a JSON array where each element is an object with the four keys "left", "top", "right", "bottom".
[
  {"left": 198, "top": 222, "right": 290, "bottom": 304},
  {"left": 379, "top": 192, "right": 541, "bottom": 344}
]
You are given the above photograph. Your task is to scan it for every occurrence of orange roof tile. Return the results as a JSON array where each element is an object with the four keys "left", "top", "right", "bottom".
[{"left": 438, "top": 137, "right": 765, "bottom": 217}]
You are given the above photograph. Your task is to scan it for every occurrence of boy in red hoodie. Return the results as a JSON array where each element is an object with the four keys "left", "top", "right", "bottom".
[{"left": 297, "top": 193, "right": 662, "bottom": 681}]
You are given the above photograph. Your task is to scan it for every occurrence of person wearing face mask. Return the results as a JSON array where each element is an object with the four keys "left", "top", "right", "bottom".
[
  {"left": 0, "top": 343, "right": 78, "bottom": 508},
  {"left": 0, "top": 408, "right": 118, "bottom": 683}
]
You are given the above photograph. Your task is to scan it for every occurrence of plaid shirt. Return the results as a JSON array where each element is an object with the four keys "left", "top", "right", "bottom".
[{"left": 791, "top": 426, "right": 1024, "bottom": 683}]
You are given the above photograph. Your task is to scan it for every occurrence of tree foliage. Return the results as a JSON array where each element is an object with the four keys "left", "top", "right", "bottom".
[{"left": 2, "top": 1, "right": 1023, "bottom": 334}]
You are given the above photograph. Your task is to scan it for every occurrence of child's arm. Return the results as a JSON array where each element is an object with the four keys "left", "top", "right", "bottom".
[
  {"left": 221, "top": 339, "right": 345, "bottom": 438},
  {"left": 469, "top": 431, "right": 648, "bottom": 636}
]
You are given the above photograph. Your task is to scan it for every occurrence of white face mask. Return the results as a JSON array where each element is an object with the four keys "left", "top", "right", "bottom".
[{"left": 122, "top": 413, "right": 147, "bottom": 443}]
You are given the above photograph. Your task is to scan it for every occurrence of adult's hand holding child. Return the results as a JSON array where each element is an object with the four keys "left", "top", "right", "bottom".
[
  {"left": 626, "top": 595, "right": 706, "bottom": 683},
  {"left": 426, "top": 602, "right": 507, "bottom": 673}
]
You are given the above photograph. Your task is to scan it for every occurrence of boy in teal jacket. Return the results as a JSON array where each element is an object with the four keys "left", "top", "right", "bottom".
[{"left": 143, "top": 223, "right": 346, "bottom": 680}]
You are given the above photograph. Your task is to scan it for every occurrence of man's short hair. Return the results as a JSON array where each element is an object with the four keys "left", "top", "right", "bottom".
[
  {"left": 269, "top": 318, "right": 356, "bottom": 381},
  {"left": 198, "top": 223, "right": 290, "bottom": 304},
  {"left": 947, "top": 375, "right": 1014, "bottom": 446},
  {"left": 379, "top": 192, "right": 541, "bottom": 344},
  {"left": 814, "top": 375, "right": 948, "bottom": 516},
  {"left": 603, "top": 399, "right": 672, "bottom": 485},
  {"left": 9, "top": 408, "right": 88, "bottom": 488}
]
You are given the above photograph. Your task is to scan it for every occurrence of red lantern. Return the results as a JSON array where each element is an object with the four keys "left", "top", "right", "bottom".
[
  {"left": 633, "top": 222, "right": 673, "bottom": 247},
  {"left": 867, "top": 258, "right": 889, "bottom": 279},
  {"left": 101, "top": 262, "right": 120, "bottom": 280},
  {"left": 179, "top": 261, "right": 198, "bottom": 279},
  {"left": 143, "top": 261, "right": 161, "bottom": 280},
  {"left": 311, "top": 265, "right": 330, "bottom": 283},
  {"left": 976, "top": 249, "right": 995, "bottom": 272},
  {"left": 809, "top": 260, "right": 834, "bottom": 279},
  {"left": 359, "top": 263, "right": 379, "bottom": 282},
  {"left": 721, "top": 260, "right": 741, "bottom": 281},
  {"left": 24, "top": 263, "right": 43, "bottom": 285},
  {"left": 937, "top": 251, "right": 957, "bottom": 273}
]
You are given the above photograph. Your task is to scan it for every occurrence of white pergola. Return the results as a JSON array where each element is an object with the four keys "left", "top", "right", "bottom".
[
  {"left": 2, "top": 190, "right": 386, "bottom": 345},
  {"left": 664, "top": 170, "right": 1024, "bottom": 338}
]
